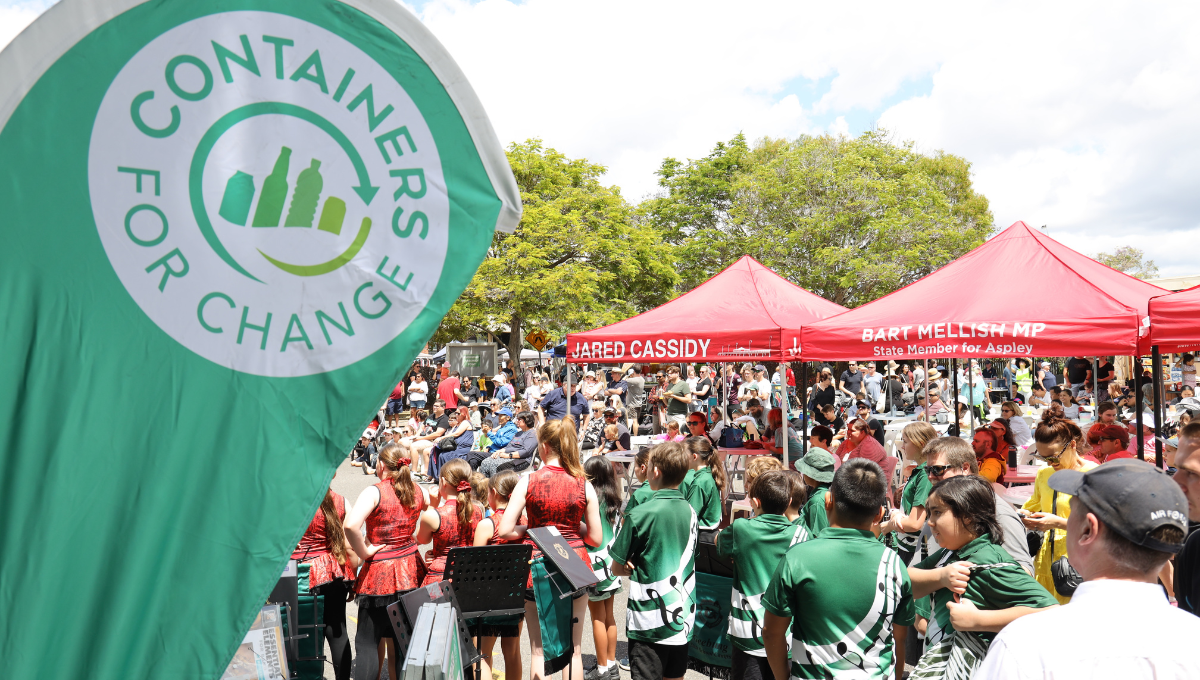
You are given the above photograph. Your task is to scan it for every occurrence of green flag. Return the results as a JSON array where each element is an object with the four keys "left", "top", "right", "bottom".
[{"left": 0, "top": 1, "right": 519, "bottom": 678}]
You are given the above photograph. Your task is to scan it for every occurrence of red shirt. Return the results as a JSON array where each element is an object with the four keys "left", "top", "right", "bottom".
[
  {"left": 437, "top": 376, "right": 460, "bottom": 408},
  {"left": 787, "top": 367, "right": 795, "bottom": 387},
  {"left": 390, "top": 381, "right": 405, "bottom": 401}
]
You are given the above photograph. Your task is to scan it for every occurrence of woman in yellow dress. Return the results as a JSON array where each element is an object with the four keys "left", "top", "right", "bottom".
[{"left": 1018, "top": 415, "right": 1097, "bottom": 604}]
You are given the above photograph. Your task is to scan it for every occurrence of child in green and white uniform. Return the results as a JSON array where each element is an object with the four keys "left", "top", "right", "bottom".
[
  {"left": 611, "top": 442, "right": 698, "bottom": 680},
  {"left": 585, "top": 456, "right": 624, "bottom": 680},
  {"left": 682, "top": 437, "right": 725, "bottom": 531},
  {"left": 908, "top": 475, "right": 1057, "bottom": 678},
  {"left": 795, "top": 448, "right": 837, "bottom": 541},
  {"left": 718, "top": 470, "right": 803, "bottom": 680},
  {"left": 763, "top": 459, "right": 915, "bottom": 680},
  {"left": 623, "top": 447, "right": 654, "bottom": 516},
  {"left": 782, "top": 470, "right": 810, "bottom": 545}
]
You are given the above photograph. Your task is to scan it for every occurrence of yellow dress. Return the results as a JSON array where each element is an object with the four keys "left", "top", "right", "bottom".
[{"left": 1022, "top": 461, "right": 1097, "bottom": 604}]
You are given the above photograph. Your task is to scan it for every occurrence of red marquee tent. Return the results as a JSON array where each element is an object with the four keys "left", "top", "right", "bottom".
[
  {"left": 1148, "top": 285, "right": 1200, "bottom": 353},
  {"left": 566, "top": 255, "right": 846, "bottom": 363},
  {"left": 800, "top": 221, "right": 1166, "bottom": 361}
]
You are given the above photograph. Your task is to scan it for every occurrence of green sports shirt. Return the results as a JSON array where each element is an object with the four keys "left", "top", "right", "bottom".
[
  {"left": 717, "top": 513, "right": 806, "bottom": 656},
  {"left": 684, "top": 466, "right": 723, "bottom": 530},
  {"left": 763, "top": 527, "right": 915, "bottom": 679},
  {"left": 587, "top": 499, "right": 622, "bottom": 594},
  {"left": 799, "top": 483, "right": 830, "bottom": 540},
  {"left": 915, "top": 534, "right": 1057, "bottom": 647},
  {"left": 623, "top": 482, "right": 655, "bottom": 517},
  {"left": 610, "top": 488, "right": 698, "bottom": 645},
  {"left": 790, "top": 515, "right": 809, "bottom": 546},
  {"left": 897, "top": 465, "right": 931, "bottom": 555}
]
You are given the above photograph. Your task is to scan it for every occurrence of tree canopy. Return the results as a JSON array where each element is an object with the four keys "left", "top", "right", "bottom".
[
  {"left": 1094, "top": 245, "right": 1158, "bottom": 280},
  {"left": 644, "top": 130, "right": 994, "bottom": 306},
  {"left": 432, "top": 140, "right": 677, "bottom": 368}
]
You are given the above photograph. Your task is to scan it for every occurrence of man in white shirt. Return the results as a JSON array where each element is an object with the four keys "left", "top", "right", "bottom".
[{"left": 976, "top": 460, "right": 1200, "bottom": 679}]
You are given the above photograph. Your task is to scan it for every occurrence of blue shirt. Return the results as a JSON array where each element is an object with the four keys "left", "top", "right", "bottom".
[
  {"left": 488, "top": 421, "right": 519, "bottom": 451},
  {"left": 539, "top": 387, "right": 586, "bottom": 421}
]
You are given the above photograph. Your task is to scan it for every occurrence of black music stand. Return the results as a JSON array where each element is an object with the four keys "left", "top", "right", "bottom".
[
  {"left": 527, "top": 527, "right": 599, "bottom": 598},
  {"left": 445, "top": 545, "right": 532, "bottom": 680}
]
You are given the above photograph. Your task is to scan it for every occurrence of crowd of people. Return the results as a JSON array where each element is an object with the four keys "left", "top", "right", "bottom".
[{"left": 285, "top": 354, "right": 1200, "bottom": 680}]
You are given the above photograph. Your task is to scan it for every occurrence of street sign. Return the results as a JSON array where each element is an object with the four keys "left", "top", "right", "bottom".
[{"left": 525, "top": 329, "right": 550, "bottom": 351}]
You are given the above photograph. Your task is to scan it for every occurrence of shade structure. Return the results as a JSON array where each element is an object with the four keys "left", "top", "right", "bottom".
[
  {"left": 566, "top": 255, "right": 846, "bottom": 363},
  {"left": 800, "top": 221, "right": 1166, "bottom": 361},
  {"left": 1148, "top": 284, "right": 1200, "bottom": 353}
]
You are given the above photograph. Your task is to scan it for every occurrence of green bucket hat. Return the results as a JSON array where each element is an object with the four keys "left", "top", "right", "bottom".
[{"left": 797, "top": 448, "right": 836, "bottom": 484}]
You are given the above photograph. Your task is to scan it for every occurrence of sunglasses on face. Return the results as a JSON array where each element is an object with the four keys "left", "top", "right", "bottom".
[
  {"left": 926, "top": 464, "right": 955, "bottom": 477},
  {"left": 1038, "top": 454, "right": 1062, "bottom": 465},
  {"left": 1001, "top": 408, "right": 1013, "bottom": 414}
]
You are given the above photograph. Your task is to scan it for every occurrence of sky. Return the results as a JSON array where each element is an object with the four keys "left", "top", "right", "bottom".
[{"left": 3, "top": 0, "right": 1198, "bottom": 277}]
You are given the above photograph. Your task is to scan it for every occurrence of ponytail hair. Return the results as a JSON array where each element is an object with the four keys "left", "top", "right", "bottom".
[
  {"left": 539, "top": 416, "right": 583, "bottom": 477},
  {"left": 377, "top": 442, "right": 419, "bottom": 508},
  {"left": 686, "top": 436, "right": 727, "bottom": 495},
  {"left": 490, "top": 470, "right": 520, "bottom": 503},
  {"left": 320, "top": 489, "right": 350, "bottom": 565},
  {"left": 929, "top": 475, "right": 1005, "bottom": 545},
  {"left": 440, "top": 459, "right": 476, "bottom": 531}
]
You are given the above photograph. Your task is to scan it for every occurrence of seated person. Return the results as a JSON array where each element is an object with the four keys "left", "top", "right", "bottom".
[
  {"left": 811, "top": 403, "right": 845, "bottom": 431},
  {"left": 1172, "top": 386, "right": 1196, "bottom": 406}
]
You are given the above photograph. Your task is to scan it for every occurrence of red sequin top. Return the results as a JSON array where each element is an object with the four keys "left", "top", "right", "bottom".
[
  {"left": 356, "top": 480, "right": 427, "bottom": 595},
  {"left": 422, "top": 500, "right": 481, "bottom": 585},
  {"left": 523, "top": 465, "right": 587, "bottom": 550},
  {"left": 520, "top": 465, "right": 589, "bottom": 588},
  {"left": 291, "top": 492, "right": 356, "bottom": 589},
  {"left": 489, "top": 508, "right": 522, "bottom": 544}
]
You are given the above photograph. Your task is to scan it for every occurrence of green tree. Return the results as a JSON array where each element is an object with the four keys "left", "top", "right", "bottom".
[
  {"left": 434, "top": 140, "right": 678, "bottom": 371},
  {"left": 646, "top": 130, "right": 993, "bottom": 306},
  {"left": 642, "top": 134, "right": 750, "bottom": 292},
  {"left": 1094, "top": 245, "right": 1158, "bottom": 279}
]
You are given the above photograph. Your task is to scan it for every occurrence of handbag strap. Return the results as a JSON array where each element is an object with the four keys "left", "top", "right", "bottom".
[{"left": 1049, "top": 490, "right": 1058, "bottom": 560}]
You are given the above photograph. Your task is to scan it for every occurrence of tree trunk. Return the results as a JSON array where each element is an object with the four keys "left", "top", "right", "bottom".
[{"left": 506, "top": 313, "right": 524, "bottom": 392}]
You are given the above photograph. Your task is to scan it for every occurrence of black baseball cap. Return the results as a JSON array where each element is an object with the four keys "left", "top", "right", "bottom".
[
  {"left": 856, "top": 401, "right": 870, "bottom": 409},
  {"left": 1049, "top": 459, "right": 1188, "bottom": 553}
]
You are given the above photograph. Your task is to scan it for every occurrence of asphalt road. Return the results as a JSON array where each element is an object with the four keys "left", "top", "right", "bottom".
[{"left": 321, "top": 456, "right": 714, "bottom": 680}]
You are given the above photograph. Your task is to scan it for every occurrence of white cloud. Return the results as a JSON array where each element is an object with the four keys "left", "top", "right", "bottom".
[{"left": 3, "top": 0, "right": 1198, "bottom": 275}]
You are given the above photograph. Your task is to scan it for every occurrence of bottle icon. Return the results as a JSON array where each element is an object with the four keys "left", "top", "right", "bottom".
[
  {"left": 252, "top": 146, "right": 291, "bottom": 227},
  {"left": 285, "top": 159, "right": 323, "bottom": 228},
  {"left": 218, "top": 171, "right": 255, "bottom": 226},
  {"left": 317, "top": 196, "right": 346, "bottom": 236}
]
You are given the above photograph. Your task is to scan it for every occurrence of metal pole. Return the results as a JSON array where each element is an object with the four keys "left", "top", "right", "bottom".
[
  {"left": 952, "top": 358, "right": 960, "bottom": 436},
  {"left": 1134, "top": 355, "right": 1145, "bottom": 461},
  {"left": 1092, "top": 357, "right": 1099, "bottom": 413},
  {"left": 801, "top": 361, "right": 809, "bottom": 456},
  {"left": 1153, "top": 346, "right": 1164, "bottom": 468},
  {"left": 780, "top": 359, "right": 788, "bottom": 472},
  {"left": 923, "top": 359, "right": 930, "bottom": 422},
  {"left": 968, "top": 362, "right": 976, "bottom": 432},
  {"left": 722, "top": 362, "right": 728, "bottom": 442},
  {"left": 565, "top": 358, "right": 572, "bottom": 428}
]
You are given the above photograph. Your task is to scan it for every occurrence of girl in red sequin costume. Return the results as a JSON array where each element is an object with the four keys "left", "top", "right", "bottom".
[
  {"left": 291, "top": 479, "right": 357, "bottom": 680},
  {"left": 344, "top": 443, "right": 428, "bottom": 680},
  {"left": 417, "top": 459, "right": 482, "bottom": 585},
  {"left": 471, "top": 471, "right": 525, "bottom": 680},
  {"left": 497, "top": 417, "right": 603, "bottom": 680}
]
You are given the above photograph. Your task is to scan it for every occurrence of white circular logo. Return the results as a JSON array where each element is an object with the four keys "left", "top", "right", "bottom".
[{"left": 89, "top": 12, "right": 448, "bottom": 377}]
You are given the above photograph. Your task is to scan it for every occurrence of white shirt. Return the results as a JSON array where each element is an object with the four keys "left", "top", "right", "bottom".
[
  {"left": 976, "top": 580, "right": 1200, "bottom": 680},
  {"left": 1007, "top": 414, "right": 1033, "bottom": 448}
]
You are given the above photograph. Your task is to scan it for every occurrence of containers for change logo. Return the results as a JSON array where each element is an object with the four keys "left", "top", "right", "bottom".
[{"left": 88, "top": 12, "right": 449, "bottom": 377}]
